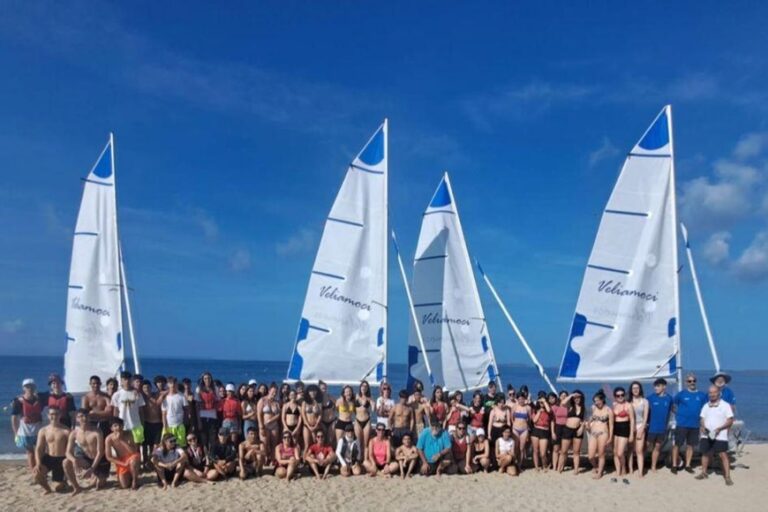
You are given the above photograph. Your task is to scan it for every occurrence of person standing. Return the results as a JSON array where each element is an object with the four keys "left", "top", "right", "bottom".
[
  {"left": 695, "top": 385, "right": 734, "bottom": 486},
  {"left": 710, "top": 372, "right": 735, "bottom": 414},
  {"left": 647, "top": 378, "right": 673, "bottom": 473},
  {"left": 81, "top": 375, "right": 112, "bottom": 437},
  {"left": 42, "top": 374, "right": 76, "bottom": 429},
  {"left": 11, "top": 378, "right": 43, "bottom": 471},
  {"left": 375, "top": 383, "right": 395, "bottom": 430},
  {"left": 162, "top": 377, "right": 189, "bottom": 447},
  {"left": 672, "top": 373, "right": 707, "bottom": 474},
  {"left": 110, "top": 371, "right": 146, "bottom": 446}
]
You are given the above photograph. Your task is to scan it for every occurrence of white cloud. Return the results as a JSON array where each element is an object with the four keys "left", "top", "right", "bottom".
[
  {"left": 191, "top": 209, "right": 219, "bottom": 241},
  {"left": 702, "top": 232, "right": 731, "bottom": 265},
  {"left": 588, "top": 137, "right": 620, "bottom": 168},
  {"left": 229, "top": 249, "right": 252, "bottom": 272},
  {"left": 2, "top": 318, "right": 24, "bottom": 334},
  {"left": 275, "top": 228, "right": 316, "bottom": 256},
  {"left": 732, "top": 231, "right": 768, "bottom": 281},
  {"left": 733, "top": 132, "right": 768, "bottom": 160}
]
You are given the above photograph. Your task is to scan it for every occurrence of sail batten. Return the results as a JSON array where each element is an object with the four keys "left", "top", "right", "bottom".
[
  {"left": 407, "top": 174, "right": 499, "bottom": 392},
  {"left": 558, "top": 106, "right": 680, "bottom": 383},
  {"left": 286, "top": 121, "right": 388, "bottom": 385}
]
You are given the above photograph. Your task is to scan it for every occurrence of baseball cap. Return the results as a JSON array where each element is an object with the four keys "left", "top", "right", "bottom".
[
  {"left": 225, "top": 383, "right": 236, "bottom": 392},
  {"left": 248, "top": 379, "right": 257, "bottom": 386},
  {"left": 22, "top": 378, "right": 35, "bottom": 387},
  {"left": 218, "top": 427, "right": 229, "bottom": 436},
  {"left": 48, "top": 373, "right": 63, "bottom": 385}
]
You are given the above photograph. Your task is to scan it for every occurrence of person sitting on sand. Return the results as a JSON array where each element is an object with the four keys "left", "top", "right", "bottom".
[
  {"left": 104, "top": 417, "right": 141, "bottom": 490},
  {"left": 363, "top": 423, "right": 397, "bottom": 477},
  {"left": 151, "top": 433, "right": 209, "bottom": 489},
  {"left": 33, "top": 406, "right": 70, "bottom": 494},
  {"left": 305, "top": 429, "right": 337, "bottom": 480},
  {"left": 450, "top": 421, "right": 472, "bottom": 474},
  {"left": 184, "top": 432, "right": 208, "bottom": 480},
  {"left": 11, "top": 378, "right": 43, "bottom": 471},
  {"left": 207, "top": 427, "right": 237, "bottom": 481},
  {"left": 587, "top": 391, "right": 613, "bottom": 480},
  {"left": 64, "top": 409, "right": 109, "bottom": 494},
  {"left": 335, "top": 424, "right": 363, "bottom": 477},
  {"left": 696, "top": 385, "right": 735, "bottom": 486},
  {"left": 238, "top": 427, "right": 266, "bottom": 479},
  {"left": 471, "top": 428, "right": 491, "bottom": 472},
  {"left": 416, "top": 420, "right": 453, "bottom": 476},
  {"left": 275, "top": 429, "right": 300, "bottom": 481},
  {"left": 495, "top": 426, "right": 517, "bottom": 476},
  {"left": 81, "top": 375, "right": 113, "bottom": 437},
  {"left": 389, "top": 390, "right": 414, "bottom": 448},
  {"left": 395, "top": 432, "right": 419, "bottom": 478}
]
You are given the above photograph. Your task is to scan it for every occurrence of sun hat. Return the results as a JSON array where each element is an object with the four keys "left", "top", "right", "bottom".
[{"left": 710, "top": 371, "right": 732, "bottom": 384}]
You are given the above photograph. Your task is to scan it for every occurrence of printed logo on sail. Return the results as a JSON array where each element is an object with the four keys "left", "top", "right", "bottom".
[
  {"left": 70, "top": 297, "right": 111, "bottom": 317},
  {"left": 597, "top": 280, "right": 658, "bottom": 302},
  {"left": 319, "top": 286, "right": 372, "bottom": 311},
  {"left": 422, "top": 312, "right": 470, "bottom": 326}
]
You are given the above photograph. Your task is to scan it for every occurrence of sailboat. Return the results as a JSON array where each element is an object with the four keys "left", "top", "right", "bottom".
[
  {"left": 64, "top": 134, "right": 140, "bottom": 394},
  {"left": 403, "top": 173, "right": 501, "bottom": 392},
  {"left": 286, "top": 121, "right": 390, "bottom": 385},
  {"left": 557, "top": 105, "right": 722, "bottom": 387}
]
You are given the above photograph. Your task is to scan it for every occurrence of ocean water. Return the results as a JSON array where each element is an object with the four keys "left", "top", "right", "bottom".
[{"left": 1, "top": 356, "right": 765, "bottom": 457}]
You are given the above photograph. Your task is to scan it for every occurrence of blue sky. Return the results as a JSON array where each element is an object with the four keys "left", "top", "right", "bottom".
[{"left": 1, "top": 2, "right": 767, "bottom": 371}]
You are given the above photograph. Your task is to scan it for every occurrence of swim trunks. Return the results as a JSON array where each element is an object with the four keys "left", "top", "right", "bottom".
[
  {"left": 163, "top": 424, "right": 188, "bottom": 448},
  {"left": 41, "top": 454, "right": 65, "bottom": 482}
]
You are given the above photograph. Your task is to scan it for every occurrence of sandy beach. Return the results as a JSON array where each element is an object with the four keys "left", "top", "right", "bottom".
[{"left": 0, "top": 445, "right": 764, "bottom": 512}]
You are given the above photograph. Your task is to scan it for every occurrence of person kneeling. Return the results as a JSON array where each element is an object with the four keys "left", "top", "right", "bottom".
[
  {"left": 336, "top": 425, "right": 363, "bottom": 477},
  {"left": 417, "top": 421, "right": 453, "bottom": 476},
  {"left": 305, "top": 429, "right": 337, "bottom": 480}
]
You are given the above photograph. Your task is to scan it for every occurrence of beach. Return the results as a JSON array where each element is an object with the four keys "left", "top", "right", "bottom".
[{"left": 0, "top": 444, "right": 765, "bottom": 512}]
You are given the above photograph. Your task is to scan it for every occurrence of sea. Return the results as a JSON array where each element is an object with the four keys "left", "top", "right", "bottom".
[{"left": 1, "top": 356, "right": 765, "bottom": 458}]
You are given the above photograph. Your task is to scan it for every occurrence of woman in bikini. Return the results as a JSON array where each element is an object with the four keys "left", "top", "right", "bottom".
[
  {"left": 318, "top": 381, "right": 337, "bottom": 445},
  {"left": 241, "top": 386, "right": 259, "bottom": 435},
  {"left": 257, "top": 383, "right": 281, "bottom": 464},
  {"left": 354, "top": 381, "right": 374, "bottom": 460},
  {"left": 495, "top": 426, "right": 518, "bottom": 476},
  {"left": 301, "top": 385, "right": 323, "bottom": 456},
  {"left": 612, "top": 386, "right": 635, "bottom": 478},
  {"left": 550, "top": 391, "right": 568, "bottom": 471},
  {"left": 335, "top": 385, "right": 356, "bottom": 448},
  {"left": 486, "top": 396, "right": 510, "bottom": 458},
  {"left": 510, "top": 391, "right": 531, "bottom": 471},
  {"left": 557, "top": 390, "right": 585, "bottom": 474},
  {"left": 505, "top": 384, "right": 517, "bottom": 410},
  {"left": 430, "top": 386, "right": 448, "bottom": 425},
  {"left": 587, "top": 391, "right": 613, "bottom": 480},
  {"left": 281, "top": 389, "right": 303, "bottom": 448},
  {"left": 530, "top": 393, "right": 554, "bottom": 472},
  {"left": 628, "top": 381, "right": 649, "bottom": 478},
  {"left": 274, "top": 430, "right": 300, "bottom": 482},
  {"left": 278, "top": 383, "right": 291, "bottom": 407},
  {"left": 363, "top": 423, "right": 397, "bottom": 477},
  {"left": 468, "top": 393, "right": 485, "bottom": 438},
  {"left": 471, "top": 428, "right": 491, "bottom": 472}
]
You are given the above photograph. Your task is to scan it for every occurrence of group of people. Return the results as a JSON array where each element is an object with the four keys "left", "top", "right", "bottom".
[{"left": 9, "top": 368, "right": 738, "bottom": 494}]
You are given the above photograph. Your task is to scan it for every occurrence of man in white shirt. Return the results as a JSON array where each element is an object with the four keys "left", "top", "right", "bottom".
[
  {"left": 162, "top": 377, "right": 189, "bottom": 447},
  {"left": 110, "top": 372, "right": 146, "bottom": 445},
  {"left": 695, "top": 385, "right": 734, "bottom": 486}
]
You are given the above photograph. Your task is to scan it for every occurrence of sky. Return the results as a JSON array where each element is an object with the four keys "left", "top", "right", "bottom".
[{"left": 0, "top": 2, "right": 767, "bottom": 372}]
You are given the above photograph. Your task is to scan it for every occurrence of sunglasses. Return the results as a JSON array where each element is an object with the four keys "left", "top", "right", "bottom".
[
  {"left": 615, "top": 393, "right": 625, "bottom": 397},
  {"left": 376, "top": 428, "right": 385, "bottom": 432},
  {"left": 457, "top": 426, "right": 466, "bottom": 430},
  {"left": 283, "top": 435, "right": 291, "bottom": 439},
  {"left": 687, "top": 379, "right": 697, "bottom": 383},
  {"left": 187, "top": 438, "right": 196, "bottom": 442}
]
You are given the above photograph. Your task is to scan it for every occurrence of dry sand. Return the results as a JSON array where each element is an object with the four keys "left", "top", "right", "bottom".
[{"left": 1, "top": 445, "right": 766, "bottom": 512}]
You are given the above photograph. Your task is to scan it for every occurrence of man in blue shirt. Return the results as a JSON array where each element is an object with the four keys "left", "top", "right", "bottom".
[
  {"left": 647, "top": 378, "right": 673, "bottom": 473},
  {"left": 672, "top": 372, "right": 707, "bottom": 474},
  {"left": 710, "top": 372, "right": 736, "bottom": 415},
  {"left": 416, "top": 420, "right": 453, "bottom": 475}
]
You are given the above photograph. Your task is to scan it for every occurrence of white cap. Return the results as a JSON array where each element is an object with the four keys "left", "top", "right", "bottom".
[
  {"left": 475, "top": 428, "right": 486, "bottom": 437},
  {"left": 248, "top": 379, "right": 257, "bottom": 386},
  {"left": 22, "top": 378, "right": 35, "bottom": 387},
  {"left": 225, "top": 383, "right": 236, "bottom": 392}
]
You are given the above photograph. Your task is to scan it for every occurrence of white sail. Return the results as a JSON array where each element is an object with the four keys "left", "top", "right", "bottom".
[
  {"left": 286, "top": 121, "right": 388, "bottom": 385},
  {"left": 407, "top": 173, "right": 499, "bottom": 392},
  {"left": 558, "top": 106, "right": 680, "bottom": 382},
  {"left": 64, "top": 135, "right": 125, "bottom": 393}
]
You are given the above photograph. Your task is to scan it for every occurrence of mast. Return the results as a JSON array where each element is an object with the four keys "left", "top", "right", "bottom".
[
  {"left": 476, "top": 261, "right": 556, "bottom": 393},
  {"left": 392, "top": 231, "right": 434, "bottom": 384},
  {"left": 382, "top": 118, "right": 389, "bottom": 380},
  {"left": 680, "top": 223, "right": 721, "bottom": 373},
  {"left": 667, "top": 106, "right": 683, "bottom": 392}
]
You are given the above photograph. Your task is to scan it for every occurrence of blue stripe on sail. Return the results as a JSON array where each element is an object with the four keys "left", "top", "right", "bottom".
[
  {"left": 414, "top": 254, "right": 447, "bottom": 262},
  {"left": 288, "top": 318, "right": 309, "bottom": 379},
  {"left": 413, "top": 302, "right": 442, "bottom": 308},
  {"left": 423, "top": 210, "right": 455, "bottom": 216},
  {"left": 377, "top": 328, "right": 385, "bottom": 347},
  {"left": 560, "top": 314, "right": 587, "bottom": 378},
  {"left": 308, "top": 324, "right": 330, "bottom": 333},
  {"left": 587, "top": 264, "right": 630, "bottom": 275},
  {"left": 68, "top": 285, "right": 83, "bottom": 289},
  {"left": 376, "top": 362, "right": 384, "bottom": 382},
  {"left": 481, "top": 336, "right": 488, "bottom": 352},
  {"left": 358, "top": 126, "right": 385, "bottom": 166},
  {"left": 604, "top": 209, "right": 649, "bottom": 217},
  {"left": 67, "top": 336, "right": 76, "bottom": 341},
  {"left": 586, "top": 320, "right": 614, "bottom": 329},
  {"left": 350, "top": 163, "right": 384, "bottom": 175},
  {"left": 311, "top": 270, "right": 345, "bottom": 280},
  {"left": 74, "top": 232, "right": 98, "bottom": 236},
  {"left": 488, "top": 364, "right": 497, "bottom": 382},
  {"left": 116, "top": 333, "right": 122, "bottom": 351},
  {"left": 429, "top": 178, "right": 452, "bottom": 207},
  {"left": 82, "top": 178, "right": 113, "bottom": 186},
  {"left": 327, "top": 217, "right": 364, "bottom": 228},
  {"left": 627, "top": 153, "right": 671, "bottom": 158}
]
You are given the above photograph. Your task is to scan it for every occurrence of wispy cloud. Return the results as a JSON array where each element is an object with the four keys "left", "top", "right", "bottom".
[
  {"left": 588, "top": 137, "right": 620, "bottom": 168},
  {"left": 275, "top": 228, "right": 316, "bottom": 256},
  {"left": 2, "top": 318, "right": 24, "bottom": 334},
  {"left": 191, "top": 208, "right": 219, "bottom": 241},
  {"left": 733, "top": 132, "right": 768, "bottom": 161},
  {"left": 41, "top": 203, "right": 70, "bottom": 236},
  {"left": 229, "top": 249, "right": 252, "bottom": 272},
  {"left": 732, "top": 231, "right": 768, "bottom": 281},
  {"left": 702, "top": 232, "right": 731, "bottom": 265}
]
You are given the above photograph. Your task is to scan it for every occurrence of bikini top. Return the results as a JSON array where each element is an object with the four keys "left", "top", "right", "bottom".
[
  {"left": 323, "top": 399, "right": 335, "bottom": 410},
  {"left": 285, "top": 404, "right": 300, "bottom": 418},
  {"left": 567, "top": 405, "right": 584, "bottom": 420},
  {"left": 614, "top": 404, "right": 630, "bottom": 419},
  {"left": 338, "top": 401, "right": 355, "bottom": 415},
  {"left": 592, "top": 414, "right": 609, "bottom": 423},
  {"left": 355, "top": 397, "right": 371, "bottom": 409},
  {"left": 262, "top": 401, "right": 279, "bottom": 415},
  {"left": 633, "top": 400, "right": 645, "bottom": 422},
  {"left": 512, "top": 409, "right": 529, "bottom": 420}
]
